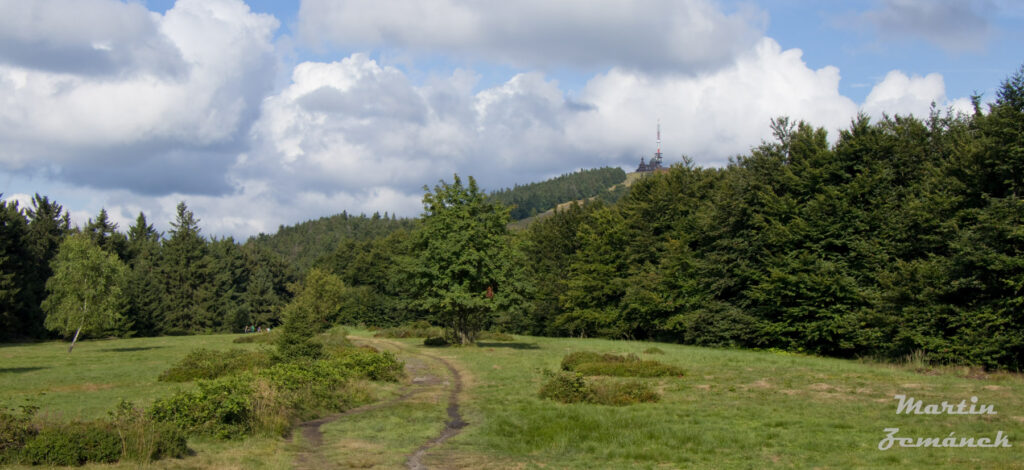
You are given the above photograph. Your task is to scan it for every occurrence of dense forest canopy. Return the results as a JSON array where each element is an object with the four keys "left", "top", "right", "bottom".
[{"left": 2, "top": 65, "right": 1023, "bottom": 370}]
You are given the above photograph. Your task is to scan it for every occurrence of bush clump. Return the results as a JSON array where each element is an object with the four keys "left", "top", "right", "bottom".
[
  {"left": 643, "top": 347, "right": 665, "bottom": 355},
  {"left": 423, "top": 336, "right": 448, "bottom": 347},
  {"left": 21, "top": 420, "right": 122, "bottom": 466},
  {"left": 159, "top": 348, "right": 272, "bottom": 382},
  {"left": 329, "top": 348, "right": 404, "bottom": 382},
  {"left": 375, "top": 320, "right": 444, "bottom": 339},
  {"left": 538, "top": 370, "right": 592, "bottom": 403},
  {"left": 149, "top": 375, "right": 255, "bottom": 438},
  {"left": 538, "top": 371, "right": 660, "bottom": 406},
  {"left": 0, "top": 407, "right": 37, "bottom": 464},
  {"left": 561, "top": 351, "right": 684, "bottom": 377},
  {"left": 1, "top": 403, "right": 187, "bottom": 466},
  {"left": 108, "top": 401, "right": 188, "bottom": 462}
]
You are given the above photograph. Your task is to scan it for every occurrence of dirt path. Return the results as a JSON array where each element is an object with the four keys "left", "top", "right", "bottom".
[
  {"left": 405, "top": 352, "right": 466, "bottom": 470},
  {"left": 292, "top": 339, "right": 468, "bottom": 470}
]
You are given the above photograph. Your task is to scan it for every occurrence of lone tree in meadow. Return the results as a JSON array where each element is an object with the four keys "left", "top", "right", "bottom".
[
  {"left": 412, "top": 175, "right": 517, "bottom": 345},
  {"left": 43, "top": 233, "right": 128, "bottom": 352}
]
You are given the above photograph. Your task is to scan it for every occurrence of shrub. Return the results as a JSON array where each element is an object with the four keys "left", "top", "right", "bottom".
[
  {"left": 538, "top": 370, "right": 592, "bottom": 404},
  {"left": 329, "top": 349, "right": 404, "bottom": 382},
  {"left": 159, "top": 348, "right": 272, "bottom": 382},
  {"left": 109, "top": 401, "right": 188, "bottom": 462},
  {"left": 538, "top": 371, "right": 660, "bottom": 406},
  {"left": 21, "top": 420, "right": 122, "bottom": 466},
  {"left": 149, "top": 375, "right": 255, "bottom": 438},
  {"left": 561, "top": 351, "right": 684, "bottom": 377},
  {"left": 0, "top": 407, "right": 37, "bottom": 464},
  {"left": 375, "top": 320, "right": 444, "bottom": 339},
  {"left": 588, "top": 379, "right": 660, "bottom": 405},
  {"left": 561, "top": 351, "right": 635, "bottom": 371},
  {"left": 643, "top": 347, "right": 665, "bottom": 355},
  {"left": 423, "top": 336, "right": 448, "bottom": 347}
]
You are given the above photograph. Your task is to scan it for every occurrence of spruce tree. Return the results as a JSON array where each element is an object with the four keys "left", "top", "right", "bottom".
[{"left": 159, "top": 202, "right": 207, "bottom": 333}]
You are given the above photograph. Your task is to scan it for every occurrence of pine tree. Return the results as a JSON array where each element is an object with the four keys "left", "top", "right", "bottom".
[
  {"left": 0, "top": 198, "right": 31, "bottom": 339},
  {"left": 159, "top": 202, "right": 207, "bottom": 333}
]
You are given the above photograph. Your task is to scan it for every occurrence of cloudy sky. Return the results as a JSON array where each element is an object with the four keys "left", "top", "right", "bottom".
[{"left": 1, "top": 0, "right": 1022, "bottom": 239}]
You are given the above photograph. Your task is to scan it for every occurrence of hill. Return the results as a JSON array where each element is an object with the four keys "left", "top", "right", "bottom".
[{"left": 488, "top": 167, "right": 627, "bottom": 220}]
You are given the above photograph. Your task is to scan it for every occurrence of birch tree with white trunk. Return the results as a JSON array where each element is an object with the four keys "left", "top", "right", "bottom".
[{"left": 43, "top": 233, "right": 128, "bottom": 352}]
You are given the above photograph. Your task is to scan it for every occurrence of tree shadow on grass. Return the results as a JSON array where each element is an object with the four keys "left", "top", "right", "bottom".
[
  {"left": 476, "top": 342, "right": 540, "bottom": 350},
  {"left": 99, "top": 346, "right": 165, "bottom": 352},
  {"left": 0, "top": 367, "right": 47, "bottom": 374}
]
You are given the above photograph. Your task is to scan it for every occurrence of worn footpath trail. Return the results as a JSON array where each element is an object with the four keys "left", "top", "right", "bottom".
[{"left": 293, "top": 338, "right": 468, "bottom": 470}]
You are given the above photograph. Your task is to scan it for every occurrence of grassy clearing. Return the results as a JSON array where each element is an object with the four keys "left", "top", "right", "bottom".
[
  {"left": 0, "top": 334, "right": 269, "bottom": 421},
  {"left": 4, "top": 330, "right": 1024, "bottom": 468},
  {"left": 356, "top": 333, "right": 1024, "bottom": 469}
]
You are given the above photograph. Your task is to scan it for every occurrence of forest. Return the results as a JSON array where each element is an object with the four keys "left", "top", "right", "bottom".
[{"left": 2, "top": 66, "right": 1023, "bottom": 370}]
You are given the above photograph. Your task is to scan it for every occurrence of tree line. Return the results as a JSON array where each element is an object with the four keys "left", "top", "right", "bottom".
[
  {"left": 2, "top": 65, "right": 1023, "bottom": 370},
  {"left": 1, "top": 201, "right": 296, "bottom": 340}
]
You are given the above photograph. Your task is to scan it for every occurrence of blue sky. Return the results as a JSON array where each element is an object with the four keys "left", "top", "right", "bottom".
[{"left": 1, "top": 0, "right": 1021, "bottom": 238}]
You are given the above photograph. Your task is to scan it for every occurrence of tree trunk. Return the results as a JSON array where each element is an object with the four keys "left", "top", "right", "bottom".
[
  {"left": 68, "top": 299, "right": 86, "bottom": 353},
  {"left": 68, "top": 322, "right": 83, "bottom": 353}
]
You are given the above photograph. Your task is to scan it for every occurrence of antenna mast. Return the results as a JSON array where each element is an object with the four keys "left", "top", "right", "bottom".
[{"left": 654, "top": 119, "right": 663, "bottom": 166}]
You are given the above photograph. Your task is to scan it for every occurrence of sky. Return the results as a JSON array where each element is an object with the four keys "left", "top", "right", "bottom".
[{"left": 1, "top": 0, "right": 1022, "bottom": 239}]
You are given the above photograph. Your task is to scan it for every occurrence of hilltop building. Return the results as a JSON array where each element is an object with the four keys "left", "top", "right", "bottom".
[{"left": 636, "top": 121, "right": 666, "bottom": 173}]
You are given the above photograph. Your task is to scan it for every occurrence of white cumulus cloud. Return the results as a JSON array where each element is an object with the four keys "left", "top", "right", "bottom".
[{"left": 296, "top": 0, "right": 766, "bottom": 73}]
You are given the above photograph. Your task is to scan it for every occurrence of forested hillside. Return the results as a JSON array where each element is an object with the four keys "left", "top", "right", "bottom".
[
  {"left": 244, "top": 211, "right": 415, "bottom": 273},
  {"left": 489, "top": 167, "right": 628, "bottom": 219}
]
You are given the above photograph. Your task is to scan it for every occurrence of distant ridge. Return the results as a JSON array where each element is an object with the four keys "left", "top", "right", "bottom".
[{"left": 489, "top": 167, "right": 627, "bottom": 220}]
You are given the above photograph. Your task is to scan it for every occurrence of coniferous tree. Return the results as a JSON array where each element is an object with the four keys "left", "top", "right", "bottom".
[
  {"left": 0, "top": 198, "right": 32, "bottom": 339},
  {"left": 85, "top": 208, "right": 128, "bottom": 261},
  {"left": 23, "top": 194, "right": 71, "bottom": 338},
  {"left": 159, "top": 202, "right": 207, "bottom": 333}
]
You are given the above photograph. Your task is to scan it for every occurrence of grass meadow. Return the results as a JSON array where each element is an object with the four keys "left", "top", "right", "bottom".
[{"left": 2, "top": 331, "right": 1023, "bottom": 468}]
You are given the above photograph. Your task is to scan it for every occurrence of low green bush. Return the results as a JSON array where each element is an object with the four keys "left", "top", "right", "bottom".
[
  {"left": 329, "top": 349, "right": 404, "bottom": 382},
  {"left": 423, "top": 336, "right": 448, "bottom": 347},
  {"left": 561, "top": 351, "right": 684, "bottom": 377},
  {"left": 21, "top": 420, "right": 122, "bottom": 466},
  {"left": 375, "top": 320, "right": 444, "bottom": 339},
  {"left": 0, "top": 407, "right": 37, "bottom": 464},
  {"left": 149, "top": 375, "right": 255, "bottom": 438},
  {"left": 538, "top": 371, "right": 660, "bottom": 406},
  {"left": 588, "top": 379, "right": 660, "bottom": 405},
  {"left": 158, "top": 348, "right": 272, "bottom": 382},
  {"left": 643, "top": 347, "right": 665, "bottom": 355},
  {"left": 109, "top": 401, "right": 188, "bottom": 462},
  {"left": 538, "top": 370, "right": 592, "bottom": 404}
]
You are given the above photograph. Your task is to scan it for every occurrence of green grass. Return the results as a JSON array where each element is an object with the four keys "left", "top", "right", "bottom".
[
  {"left": 0, "top": 334, "right": 270, "bottom": 421},
  {"left": 3, "top": 331, "right": 1024, "bottom": 468},
  {"left": 364, "top": 334, "right": 1024, "bottom": 469}
]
